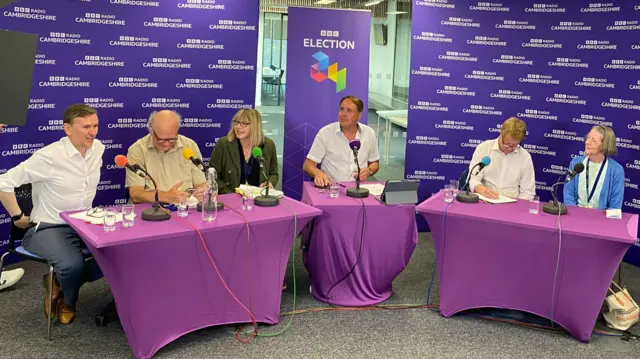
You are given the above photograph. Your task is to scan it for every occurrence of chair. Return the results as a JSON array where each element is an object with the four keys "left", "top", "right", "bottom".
[
  {"left": 0, "top": 184, "right": 57, "bottom": 340},
  {"left": 0, "top": 184, "right": 90, "bottom": 340}
]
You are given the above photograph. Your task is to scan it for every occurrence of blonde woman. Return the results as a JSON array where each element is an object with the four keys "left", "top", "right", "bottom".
[
  {"left": 209, "top": 109, "right": 279, "bottom": 194},
  {"left": 564, "top": 125, "right": 625, "bottom": 210}
]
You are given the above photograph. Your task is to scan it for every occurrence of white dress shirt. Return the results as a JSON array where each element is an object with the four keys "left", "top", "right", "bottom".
[
  {"left": 0, "top": 137, "right": 104, "bottom": 224},
  {"left": 468, "top": 138, "right": 536, "bottom": 200},
  {"left": 307, "top": 122, "right": 380, "bottom": 182},
  {"left": 577, "top": 157, "right": 607, "bottom": 208}
]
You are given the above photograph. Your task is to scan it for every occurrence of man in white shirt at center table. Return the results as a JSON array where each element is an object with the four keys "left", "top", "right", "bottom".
[
  {"left": 468, "top": 117, "right": 536, "bottom": 200},
  {"left": 0, "top": 104, "right": 105, "bottom": 324},
  {"left": 303, "top": 95, "right": 380, "bottom": 187}
]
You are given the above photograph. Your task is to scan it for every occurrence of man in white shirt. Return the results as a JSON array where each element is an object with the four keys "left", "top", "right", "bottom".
[
  {"left": 0, "top": 104, "right": 104, "bottom": 324},
  {"left": 468, "top": 117, "right": 536, "bottom": 200},
  {"left": 303, "top": 95, "right": 380, "bottom": 186}
]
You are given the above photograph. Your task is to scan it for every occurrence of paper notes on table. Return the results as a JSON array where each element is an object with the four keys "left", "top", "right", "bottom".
[
  {"left": 477, "top": 194, "right": 517, "bottom": 204},
  {"left": 69, "top": 210, "right": 123, "bottom": 225},
  {"left": 606, "top": 209, "right": 622, "bottom": 219},
  {"left": 359, "top": 183, "right": 385, "bottom": 196},
  {"left": 238, "top": 184, "right": 284, "bottom": 198}
]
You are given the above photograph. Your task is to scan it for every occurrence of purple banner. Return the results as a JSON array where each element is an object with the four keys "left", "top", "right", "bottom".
[
  {"left": 0, "top": 0, "right": 258, "bottom": 263},
  {"left": 282, "top": 7, "right": 371, "bottom": 199},
  {"left": 406, "top": 0, "right": 640, "bottom": 247}
]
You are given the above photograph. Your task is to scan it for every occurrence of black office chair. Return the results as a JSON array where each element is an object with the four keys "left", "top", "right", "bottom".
[{"left": 0, "top": 184, "right": 93, "bottom": 339}]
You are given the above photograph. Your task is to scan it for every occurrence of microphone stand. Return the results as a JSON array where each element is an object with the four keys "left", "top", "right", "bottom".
[
  {"left": 254, "top": 158, "right": 279, "bottom": 207},
  {"left": 456, "top": 163, "right": 482, "bottom": 203},
  {"left": 542, "top": 171, "right": 571, "bottom": 215},
  {"left": 136, "top": 167, "right": 171, "bottom": 221},
  {"left": 347, "top": 149, "right": 369, "bottom": 198}
]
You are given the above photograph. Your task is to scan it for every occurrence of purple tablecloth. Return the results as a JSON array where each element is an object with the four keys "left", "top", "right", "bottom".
[
  {"left": 61, "top": 195, "right": 321, "bottom": 359},
  {"left": 417, "top": 191, "right": 639, "bottom": 342},
  {"left": 301, "top": 182, "right": 418, "bottom": 306}
]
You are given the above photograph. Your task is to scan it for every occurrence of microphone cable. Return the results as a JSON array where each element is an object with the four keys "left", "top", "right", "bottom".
[
  {"left": 550, "top": 200, "right": 563, "bottom": 328},
  {"left": 325, "top": 195, "right": 366, "bottom": 306},
  {"left": 160, "top": 205, "right": 259, "bottom": 343},
  {"left": 426, "top": 197, "right": 455, "bottom": 313}
]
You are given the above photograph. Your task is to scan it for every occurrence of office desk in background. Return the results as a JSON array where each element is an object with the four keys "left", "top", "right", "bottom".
[
  {"left": 417, "top": 191, "right": 638, "bottom": 343},
  {"left": 301, "top": 181, "right": 417, "bottom": 306},
  {"left": 61, "top": 195, "right": 321, "bottom": 359}
]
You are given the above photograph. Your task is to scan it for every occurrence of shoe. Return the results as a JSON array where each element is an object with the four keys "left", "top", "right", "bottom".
[
  {"left": 0, "top": 268, "right": 24, "bottom": 291},
  {"left": 57, "top": 302, "right": 76, "bottom": 325},
  {"left": 43, "top": 274, "right": 63, "bottom": 319},
  {"left": 282, "top": 283, "right": 287, "bottom": 291}
]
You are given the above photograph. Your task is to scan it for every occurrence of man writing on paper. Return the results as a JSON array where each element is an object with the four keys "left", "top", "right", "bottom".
[
  {"left": 468, "top": 117, "right": 536, "bottom": 200},
  {"left": 0, "top": 104, "right": 104, "bottom": 324},
  {"left": 303, "top": 95, "right": 380, "bottom": 187},
  {"left": 126, "top": 110, "right": 207, "bottom": 204}
]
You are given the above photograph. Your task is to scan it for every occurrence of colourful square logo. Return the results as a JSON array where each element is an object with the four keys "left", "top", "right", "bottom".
[{"left": 310, "top": 51, "right": 346, "bottom": 93}]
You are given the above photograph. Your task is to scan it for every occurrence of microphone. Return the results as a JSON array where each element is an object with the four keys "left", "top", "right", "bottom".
[
  {"left": 346, "top": 140, "right": 369, "bottom": 198},
  {"left": 457, "top": 156, "right": 491, "bottom": 203},
  {"left": 182, "top": 148, "right": 205, "bottom": 173},
  {"left": 113, "top": 155, "right": 170, "bottom": 221},
  {"left": 251, "top": 146, "right": 279, "bottom": 207},
  {"left": 114, "top": 155, "right": 144, "bottom": 178},
  {"left": 543, "top": 162, "right": 585, "bottom": 215}
]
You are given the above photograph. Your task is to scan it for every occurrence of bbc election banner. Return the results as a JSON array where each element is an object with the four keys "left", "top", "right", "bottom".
[
  {"left": 406, "top": 0, "right": 640, "bottom": 245},
  {"left": 282, "top": 7, "right": 371, "bottom": 199},
  {"left": 0, "top": 0, "right": 258, "bottom": 263}
]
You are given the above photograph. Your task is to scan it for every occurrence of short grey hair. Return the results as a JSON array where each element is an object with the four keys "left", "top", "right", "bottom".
[
  {"left": 590, "top": 125, "right": 618, "bottom": 156},
  {"left": 146, "top": 110, "right": 182, "bottom": 132}
]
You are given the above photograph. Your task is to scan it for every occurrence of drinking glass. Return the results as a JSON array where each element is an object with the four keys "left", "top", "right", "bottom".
[
  {"left": 329, "top": 181, "right": 340, "bottom": 198},
  {"left": 122, "top": 204, "right": 135, "bottom": 227},
  {"left": 244, "top": 194, "right": 254, "bottom": 211},
  {"left": 443, "top": 184, "right": 454, "bottom": 203},
  {"left": 450, "top": 179, "right": 460, "bottom": 195},
  {"left": 103, "top": 208, "right": 117, "bottom": 232},
  {"left": 529, "top": 195, "right": 540, "bottom": 214},
  {"left": 178, "top": 193, "right": 189, "bottom": 217}
]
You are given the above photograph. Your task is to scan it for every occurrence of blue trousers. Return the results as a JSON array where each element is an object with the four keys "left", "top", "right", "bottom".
[{"left": 22, "top": 223, "right": 103, "bottom": 307}]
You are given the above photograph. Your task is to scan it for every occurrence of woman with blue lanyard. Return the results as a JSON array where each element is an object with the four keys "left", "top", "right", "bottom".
[
  {"left": 563, "top": 125, "right": 625, "bottom": 210},
  {"left": 209, "top": 109, "right": 279, "bottom": 195}
]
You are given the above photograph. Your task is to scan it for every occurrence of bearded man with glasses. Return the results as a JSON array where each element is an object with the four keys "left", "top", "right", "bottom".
[
  {"left": 125, "top": 110, "right": 207, "bottom": 204},
  {"left": 468, "top": 117, "right": 536, "bottom": 201}
]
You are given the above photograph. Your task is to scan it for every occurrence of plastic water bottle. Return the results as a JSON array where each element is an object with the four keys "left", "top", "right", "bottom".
[{"left": 202, "top": 167, "right": 218, "bottom": 222}]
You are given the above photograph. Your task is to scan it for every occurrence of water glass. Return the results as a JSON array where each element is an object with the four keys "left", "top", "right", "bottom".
[
  {"left": 529, "top": 195, "right": 540, "bottom": 214},
  {"left": 450, "top": 179, "right": 460, "bottom": 194},
  {"left": 329, "top": 181, "right": 340, "bottom": 198},
  {"left": 103, "top": 208, "right": 117, "bottom": 232},
  {"left": 122, "top": 204, "right": 135, "bottom": 227},
  {"left": 178, "top": 193, "right": 189, "bottom": 217},
  {"left": 443, "top": 184, "right": 454, "bottom": 203},
  {"left": 243, "top": 194, "right": 254, "bottom": 211}
]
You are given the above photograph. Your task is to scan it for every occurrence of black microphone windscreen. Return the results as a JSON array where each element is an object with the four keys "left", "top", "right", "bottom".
[{"left": 574, "top": 163, "right": 585, "bottom": 173}]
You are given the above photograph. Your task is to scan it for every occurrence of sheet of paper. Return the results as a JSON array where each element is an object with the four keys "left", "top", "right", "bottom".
[
  {"left": 476, "top": 193, "right": 517, "bottom": 204},
  {"left": 68, "top": 210, "right": 123, "bottom": 225},
  {"left": 239, "top": 184, "right": 284, "bottom": 198},
  {"left": 359, "top": 183, "right": 385, "bottom": 196},
  {"left": 606, "top": 209, "right": 622, "bottom": 219}
]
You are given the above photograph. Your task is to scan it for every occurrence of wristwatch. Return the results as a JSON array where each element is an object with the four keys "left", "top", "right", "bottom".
[{"left": 11, "top": 212, "right": 23, "bottom": 222}]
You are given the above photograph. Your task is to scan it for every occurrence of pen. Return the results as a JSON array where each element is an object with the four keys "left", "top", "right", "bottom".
[{"left": 339, "top": 183, "right": 346, "bottom": 188}]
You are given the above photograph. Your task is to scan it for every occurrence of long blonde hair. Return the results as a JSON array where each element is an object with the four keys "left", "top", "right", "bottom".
[{"left": 226, "top": 109, "right": 264, "bottom": 148}]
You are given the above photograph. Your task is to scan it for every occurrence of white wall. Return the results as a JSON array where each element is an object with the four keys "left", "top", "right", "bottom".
[
  {"left": 393, "top": 18, "right": 411, "bottom": 90},
  {"left": 368, "top": 0, "right": 397, "bottom": 98},
  {"left": 255, "top": 12, "right": 265, "bottom": 107}
]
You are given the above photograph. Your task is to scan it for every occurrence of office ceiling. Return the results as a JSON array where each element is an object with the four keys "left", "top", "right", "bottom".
[{"left": 260, "top": 0, "right": 412, "bottom": 18}]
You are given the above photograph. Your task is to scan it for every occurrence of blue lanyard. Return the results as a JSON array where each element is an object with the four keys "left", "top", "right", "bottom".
[{"left": 586, "top": 157, "right": 606, "bottom": 204}]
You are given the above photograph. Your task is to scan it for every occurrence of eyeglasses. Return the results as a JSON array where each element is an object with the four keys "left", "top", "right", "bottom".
[
  {"left": 86, "top": 206, "right": 105, "bottom": 218},
  {"left": 501, "top": 135, "right": 520, "bottom": 149},
  {"left": 152, "top": 129, "right": 178, "bottom": 144},
  {"left": 233, "top": 120, "right": 250, "bottom": 128}
]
